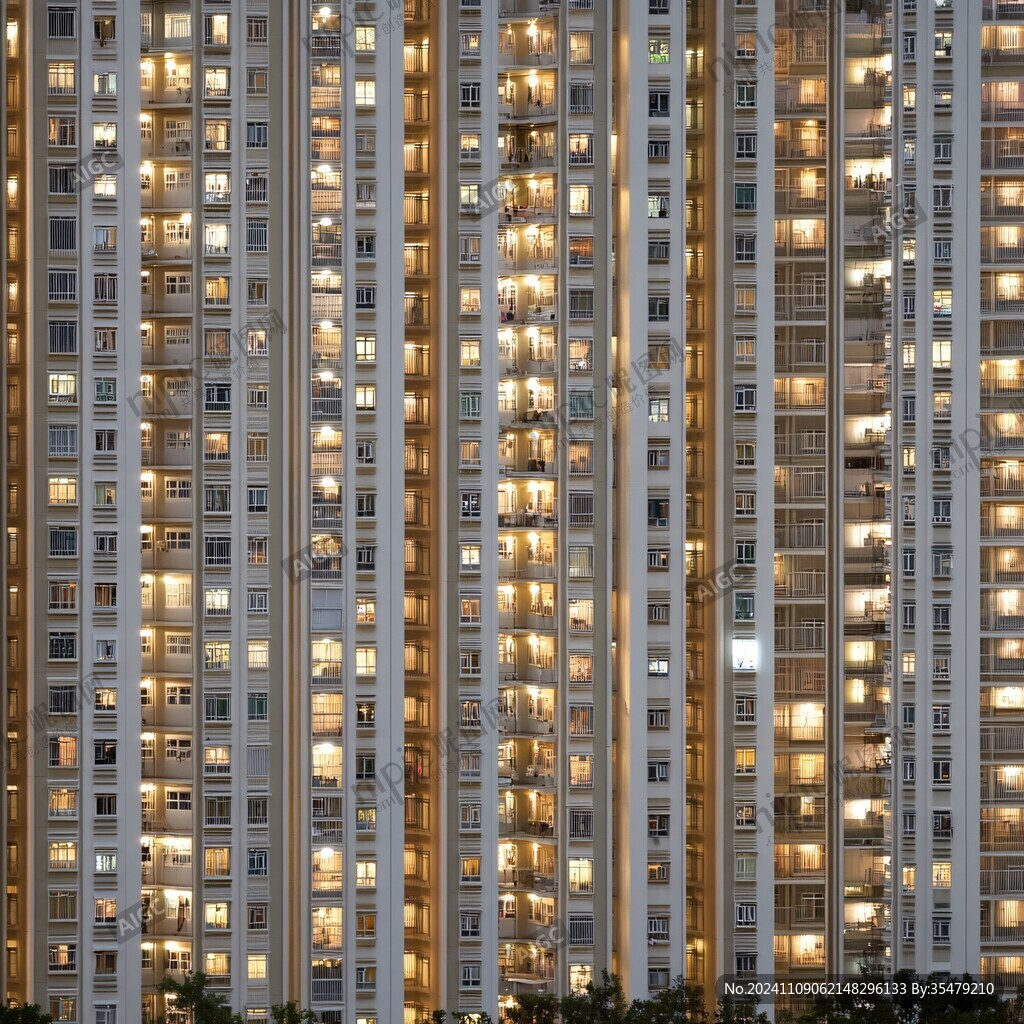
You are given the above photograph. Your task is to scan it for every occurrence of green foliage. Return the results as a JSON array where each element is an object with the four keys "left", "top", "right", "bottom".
[
  {"left": 156, "top": 972, "right": 241, "bottom": 1024},
  {"left": 441, "top": 974, "right": 755, "bottom": 1024},
  {"left": 270, "top": 1004, "right": 317, "bottom": 1024},
  {"left": 506, "top": 995, "right": 561, "bottom": 1024},
  {"left": 0, "top": 1004, "right": 53, "bottom": 1024},
  {"left": 432, "top": 972, "right": 1024, "bottom": 1024},
  {"left": 796, "top": 973, "right": 1020, "bottom": 1024},
  {"left": 560, "top": 972, "right": 632, "bottom": 1024}
]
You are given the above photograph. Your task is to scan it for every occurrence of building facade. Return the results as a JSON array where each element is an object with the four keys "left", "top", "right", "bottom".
[{"left": 1, "top": 0, "right": 1023, "bottom": 1021}]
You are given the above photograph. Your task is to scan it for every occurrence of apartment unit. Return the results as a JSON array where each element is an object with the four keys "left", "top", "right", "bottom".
[{"left": 8, "top": 0, "right": 1024, "bottom": 1021}]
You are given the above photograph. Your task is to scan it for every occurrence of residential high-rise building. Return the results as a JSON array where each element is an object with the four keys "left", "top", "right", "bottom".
[{"left": 4, "top": 0, "right": 1024, "bottom": 1021}]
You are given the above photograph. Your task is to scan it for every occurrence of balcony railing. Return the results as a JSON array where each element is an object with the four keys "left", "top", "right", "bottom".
[
  {"left": 983, "top": 100, "right": 1024, "bottom": 122},
  {"left": 983, "top": 0, "right": 1024, "bottom": 17},
  {"left": 981, "top": 867, "right": 1024, "bottom": 894},
  {"left": 981, "top": 511, "right": 1024, "bottom": 538},
  {"left": 775, "top": 570, "right": 826, "bottom": 598},
  {"left": 775, "top": 622, "right": 826, "bottom": 652},
  {"left": 775, "top": 521, "right": 826, "bottom": 548}
]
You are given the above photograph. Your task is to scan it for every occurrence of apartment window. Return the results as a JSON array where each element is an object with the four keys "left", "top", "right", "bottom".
[
  {"left": 246, "top": 122, "right": 269, "bottom": 148},
  {"left": 735, "top": 183, "right": 757, "bottom": 211},
  {"left": 47, "top": 63, "right": 76, "bottom": 95},
  {"left": 48, "top": 7, "right": 77, "bottom": 37},
  {"left": 648, "top": 814, "right": 670, "bottom": 838},
  {"left": 736, "top": 903, "right": 757, "bottom": 928},
  {"left": 459, "top": 80, "right": 481, "bottom": 109},
  {"left": 570, "top": 30, "right": 594, "bottom": 63},
  {"left": 648, "top": 708, "right": 670, "bottom": 731},
  {"left": 736, "top": 82, "right": 756, "bottom": 108},
  {"left": 902, "top": 548, "right": 916, "bottom": 577},
  {"left": 569, "top": 755, "right": 594, "bottom": 789},
  {"left": 246, "top": 15, "right": 268, "bottom": 43},
  {"left": 648, "top": 89, "right": 670, "bottom": 117},
  {"left": 568, "top": 857, "right": 594, "bottom": 893},
  {"left": 932, "top": 498, "right": 952, "bottom": 524},
  {"left": 931, "top": 547, "right": 952, "bottom": 577},
  {"left": 734, "top": 385, "right": 757, "bottom": 411},
  {"left": 47, "top": 270, "right": 77, "bottom": 303},
  {"left": 246, "top": 218, "right": 269, "bottom": 254},
  {"left": 648, "top": 398, "right": 670, "bottom": 423},
  {"left": 569, "top": 185, "right": 593, "bottom": 216},
  {"left": 570, "top": 81, "right": 594, "bottom": 113},
  {"left": 902, "top": 603, "right": 917, "bottom": 631},
  {"left": 735, "top": 491, "right": 756, "bottom": 516},
  {"left": 735, "top": 697, "right": 756, "bottom": 723},
  {"left": 734, "top": 592, "right": 755, "bottom": 621},
  {"left": 735, "top": 133, "right": 757, "bottom": 159},
  {"left": 164, "top": 789, "right": 191, "bottom": 812},
  {"left": 735, "top": 232, "right": 756, "bottom": 262}
]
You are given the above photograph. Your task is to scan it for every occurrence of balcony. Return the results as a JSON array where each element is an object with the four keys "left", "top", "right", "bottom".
[
  {"left": 982, "top": 814, "right": 1024, "bottom": 850},
  {"left": 312, "top": 501, "right": 343, "bottom": 530},
  {"left": 775, "top": 520, "right": 826, "bottom": 548},
  {"left": 983, "top": 136, "right": 1024, "bottom": 170},
  {"left": 982, "top": 189, "right": 1024, "bottom": 218},
  {"left": 775, "top": 431, "right": 826, "bottom": 459},
  {"left": 983, "top": 99, "right": 1024, "bottom": 123},
  {"left": 310, "top": 85, "right": 341, "bottom": 110},
  {"left": 311, "top": 185, "right": 342, "bottom": 214},
  {"left": 775, "top": 286, "right": 826, "bottom": 323},
  {"left": 775, "top": 467, "right": 826, "bottom": 503},
  {"left": 775, "top": 621, "right": 825, "bottom": 652},
  {"left": 983, "top": 426, "right": 1024, "bottom": 452},
  {"left": 774, "top": 851, "right": 825, "bottom": 878},
  {"left": 981, "top": 866, "right": 1024, "bottom": 895},
  {"left": 773, "top": 810, "right": 826, "bottom": 836},
  {"left": 498, "top": 24, "right": 557, "bottom": 68},
  {"left": 982, "top": 470, "right": 1024, "bottom": 497},
  {"left": 404, "top": 294, "right": 429, "bottom": 326},
  {"left": 775, "top": 186, "right": 826, "bottom": 214},
  {"left": 308, "top": 33, "right": 342, "bottom": 59},
  {"left": 775, "top": 81, "right": 826, "bottom": 115},
  {"left": 983, "top": 240, "right": 1024, "bottom": 266},
  {"left": 774, "top": 378, "right": 826, "bottom": 409},
  {"left": 775, "top": 570, "right": 826, "bottom": 598},
  {"left": 499, "top": 134, "right": 557, "bottom": 169},
  {"left": 404, "top": 194, "right": 429, "bottom": 226},
  {"left": 311, "top": 242, "right": 343, "bottom": 268},
  {"left": 983, "top": 653, "right": 1024, "bottom": 676},
  {"left": 982, "top": 725, "right": 1024, "bottom": 756},
  {"left": 311, "top": 294, "right": 342, "bottom": 321},
  {"left": 984, "top": 0, "right": 1024, "bottom": 15},
  {"left": 497, "top": 868, "right": 556, "bottom": 893},
  {"left": 982, "top": 508, "right": 1024, "bottom": 538},
  {"left": 775, "top": 133, "right": 827, "bottom": 160}
]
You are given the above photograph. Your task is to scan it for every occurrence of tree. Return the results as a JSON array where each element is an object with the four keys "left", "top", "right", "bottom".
[
  {"left": 270, "top": 1004, "right": 317, "bottom": 1024},
  {"left": 714, "top": 996, "right": 770, "bottom": 1024},
  {"left": 426, "top": 1013, "right": 494, "bottom": 1024},
  {"left": 559, "top": 971, "right": 632, "bottom": 1024},
  {"left": 915, "top": 974, "right": 1015, "bottom": 1024},
  {"left": 633, "top": 977, "right": 713, "bottom": 1024},
  {"left": 0, "top": 1005, "right": 53, "bottom": 1024},
  {"left": 504, "top": 994, "right": 559, "bottom": 1024},
  {"left": 157, "top": 972, "right": 242, "bottom": 1024}
]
